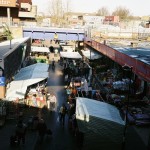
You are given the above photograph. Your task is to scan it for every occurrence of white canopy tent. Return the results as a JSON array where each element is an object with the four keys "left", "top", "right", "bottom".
[
  {"left": 76, "top": 97, "right": 125, "bottom": 150},
  {"left": 31, "top": 46, "right": 50, "bottom": 53},
  {"left": 6, "top": 63, "right": 49, "bottom": 101},
  {"left": 60, "top": 51, "right": 82, "bottom": 59},
  {"left": 61, "top": 45, "right": 75, "bottom": 52},
  {"left": 81, "top": 49, "right": 102, "bottom": 60}
]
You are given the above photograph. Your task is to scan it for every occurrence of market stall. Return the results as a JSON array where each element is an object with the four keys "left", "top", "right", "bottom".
[
  {"left": 61, "top": 45, "right": 75, "bottom": 52},
  {"left": 76, "top": 97, "right": 125, "bottom": 150},
  {"left": 6, "top": 63, "right": 49, "bottom": 102},
  {"left": 81, "top": 49, "right": 102, "bottom": 60},
  {"left": 31, "top": 46, "right": 50, "bottom": 63},
  {"left": 60, "top": 51, "right": 82, "bottom": 59},
  {"left": 26, "top": 86, "right": 47, "bottom": 108}
]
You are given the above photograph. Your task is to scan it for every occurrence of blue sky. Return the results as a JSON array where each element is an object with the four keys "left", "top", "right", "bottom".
[{"left": 32, "top": 0, "right": 150, "bottom": 16}]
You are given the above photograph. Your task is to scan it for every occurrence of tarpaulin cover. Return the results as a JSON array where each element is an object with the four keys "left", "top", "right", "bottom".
[{"left": 6, "top": 63, "right": 48, "bottom": 100}]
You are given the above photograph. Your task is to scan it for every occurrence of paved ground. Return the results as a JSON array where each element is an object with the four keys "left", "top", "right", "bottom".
[{"left": 33, "top": 62, "right": 78, "bottom": 150}]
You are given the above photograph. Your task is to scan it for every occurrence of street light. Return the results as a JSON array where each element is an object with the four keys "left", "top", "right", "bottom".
[{"left": 122, "top": 65, "right": 132, "bottom": 150}]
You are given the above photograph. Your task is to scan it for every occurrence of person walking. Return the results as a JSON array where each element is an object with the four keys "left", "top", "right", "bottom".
[
  {"left": 37, "top": 118, "right": 47, "bottom": 143},
  {"left": 47, "top": 93, "right": 57, "bottom": 111},
  {"left": 59, "top": 103, "right": 67, "bottom": 126},
  {"left": 15, "top": 120, "right": 27, "bottom": 146},
  {"left": 52, "top": 58, "right": 55, "bottom": 71}
]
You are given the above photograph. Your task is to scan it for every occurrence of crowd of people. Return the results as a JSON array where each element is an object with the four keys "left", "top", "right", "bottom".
[{"left": 10, "top": 111, "right": 53, "bottom": 147}]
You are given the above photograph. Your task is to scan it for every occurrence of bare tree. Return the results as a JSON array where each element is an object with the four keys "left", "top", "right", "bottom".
[
  {"left": 63, "top": 0, "right": 71, "bottom": 27},
  {"left": 48, "top": 0, "right": 63, "bottom": 26},
  {"left": 65, "top": 0, "right": 71, "bottom": 13},
  {"left": 97, "top": 7, "right": 109, "bottom": 16},
  {"left": 112, "top": 6, "right": 131, "bottom": 20},
  {"left": 49, "top": 0, "right": 71, "bottom": 27}
]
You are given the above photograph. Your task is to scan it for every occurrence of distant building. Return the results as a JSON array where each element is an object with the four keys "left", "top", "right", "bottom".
[
  {"left": 67, "top": 14, "right": 84, "bottom": 28},
  {"left": 0, "top": 0, "right": 37, "bottom": 26},
  {"left": 104, "top": 16, "right": 120, "bottom": 25},
  {"left": 83, "top": 16, "right": 105, "bottom": 28},
  {"left": 64, "top": 12, "right": 96, "bottom": 28}
]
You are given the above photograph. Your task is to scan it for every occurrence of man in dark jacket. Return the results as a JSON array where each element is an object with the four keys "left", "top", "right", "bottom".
[
  {"left": 59, "top": 104, "right": 67, "bottom": 126},
  {"left": 15, "top": 120, "right": 27, "bottom": 145},
  {"left": 37, "top": 118, "right": 47, "bottom": 143}
]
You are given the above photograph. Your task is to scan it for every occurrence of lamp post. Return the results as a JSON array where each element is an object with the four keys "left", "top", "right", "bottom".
[
  {"left": 122, "top": 65, "right": 132, "bottom": 150},
  {"left": 78, "top": 33, "right": 79, "bottom": 49}
]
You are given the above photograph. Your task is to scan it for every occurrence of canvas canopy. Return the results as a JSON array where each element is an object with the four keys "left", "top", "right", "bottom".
[
  {"left": 81, "top": 49, "right": 102, "bottom": 60},
  {"left": 31, "top": 46, "right": 50, "bottom": 53},
  {"left": 60, "top": 51, "right": 82, "bottom": 59},
  {"left": 76, "top": 97, "right": 125, "bottom": 150},
  {"left": 61, "top": 45, "right": 75, "bottom": 52},
  {"left": 6, "top": 63, "right": 49, "bottom": 101}
]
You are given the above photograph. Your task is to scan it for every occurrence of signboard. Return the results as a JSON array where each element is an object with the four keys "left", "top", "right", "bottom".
[
  {"left": 0, "top": 77, "right": 5, "bottom": 86},
  {"left": 0, "top": 0, "right": 17, "bottom": 7}
]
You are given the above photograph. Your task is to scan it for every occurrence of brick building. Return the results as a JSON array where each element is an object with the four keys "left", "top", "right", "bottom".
[
  {"left": 0, "top": 0, "right": 37, "bottom": 26},
  {"left": 104, "top": 16, "right": 120, "bottom": 25}
]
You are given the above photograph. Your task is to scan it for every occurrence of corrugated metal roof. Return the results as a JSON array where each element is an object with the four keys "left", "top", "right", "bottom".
[
  {"left": 110, "top": 44, "right": 150, "bottom": 65},
  {"left": 107, "top": 40, "right": 150, "bottom": 65}
]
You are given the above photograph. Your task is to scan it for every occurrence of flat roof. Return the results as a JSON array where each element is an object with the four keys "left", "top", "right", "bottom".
[
  {"left": 0, "top": 37, "right": 30, "bottom": 59},
  {"left": 108, "top": 42, "right": 150, "bottom": 65}
]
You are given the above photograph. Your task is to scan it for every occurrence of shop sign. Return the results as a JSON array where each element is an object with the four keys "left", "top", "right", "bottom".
[
  {"left": 0, "top": 77, "right": 5, "bottom": 86},
  {"left": 0, "top": 0, "right": 16, "bottom": 7},
  {"left": 0, "top": 0, "right": 10, "bottom": 5}
]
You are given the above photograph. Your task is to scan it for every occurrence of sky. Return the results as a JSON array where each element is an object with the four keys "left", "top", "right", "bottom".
[{"left": 32, "top": 0, "right": 150, "bottom": 16}]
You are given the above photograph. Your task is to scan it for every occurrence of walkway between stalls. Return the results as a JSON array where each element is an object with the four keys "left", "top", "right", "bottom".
[{"left": 33, "top": 59, "right": 79, "bottom": 150}]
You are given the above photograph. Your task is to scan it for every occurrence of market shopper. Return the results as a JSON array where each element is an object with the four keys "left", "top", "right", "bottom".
[
  {"left": 32, "top": 94, "right": 38, "bottom": 107},
  {"left": 15, "top": 120, "right": 27, "bottom": 146},
  {"left": 59, "top": 103, "right": 67, "bottom": 126},
  {"left": 37, "top": 118, "right": 47, "bottom": 143},
  {"left": 47, "top": 93, "right": 57, "bottom": 111},
  {"left": 52, "top": 58, "right": 55, "bottom": 70}
]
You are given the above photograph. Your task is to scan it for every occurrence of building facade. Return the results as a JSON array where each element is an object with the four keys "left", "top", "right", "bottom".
[
  {"left": 104, "top": 16, "right": 120, "bottom": 25},
  {"left": 0, "top": 0, "right": 37, "bottom": 26},
  {"left": 83, "top": 16, "right": 105, "bottom": 28}
]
